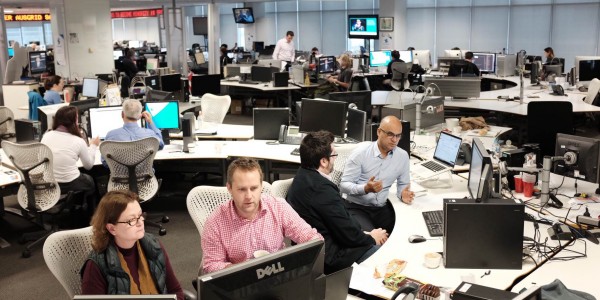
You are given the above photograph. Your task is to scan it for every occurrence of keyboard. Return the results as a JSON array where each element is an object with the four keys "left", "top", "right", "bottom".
[
  {"left": 290, "top": 148, "right": 300, "bottom": 156},
  {"left": 422, "top": 210, "right": 444, "bottom": 237},
  {"left": 238, "top": 80, "right": 260, "bottom": 85},
  {"left": 422, "top": 160, "right": 446, "bottom": 172}
]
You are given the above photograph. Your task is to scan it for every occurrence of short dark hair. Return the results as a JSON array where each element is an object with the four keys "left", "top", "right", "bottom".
[
  {"left": 286, "top": 31, "right": 294, "bottom": 37},
  {"left": 407, "top": 47, "right": 415, "bottom": 51},
  {"left": 44, "top": 75, "right": 62, "bottom": 90},
  {"left": 300, "top": 131, "right": 334, "bottom": 169},
  {"left": 227, "top": 158, "right": 263, "bottom": 185},
  {"left": 465, "top": 51, "right": 474, "bottom": 60},
  {"left": 544, "top": 47, "right": 554, "bottom": 56},
  {"left": 391, "top": 50, "right": 400, "bottom": 60}
]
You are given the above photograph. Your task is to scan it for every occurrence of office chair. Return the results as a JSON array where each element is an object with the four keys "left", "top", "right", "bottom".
[
  {"left": 527, "top": 101, "right": 573, "bottom": 158},
  {"left": 0, "top": 106, "right": 16, "bottom": 141},
  {"left": 43, "top": 226, "right": 93, "bottom": 298},
  {"left": 1, "top": 141, "right": 81, "bottom": 258},
  {"left": 390, "top": 62, "right": 413, "bottom": 91},
  {"left": 271, "top": 178, "right": 294, "bottom": 199},
  {"left": 99, "top": 137, "right": 168, "bottom": 236},
  {"left": 331, "top": 143, "right": 361, "bottom": 188},
  {"left": 200, "top": 93, "right": 231, "bottom": 125}
]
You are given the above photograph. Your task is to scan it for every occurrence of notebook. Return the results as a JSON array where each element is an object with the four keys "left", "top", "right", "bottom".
[{"left": 410, "top": 131, "right": 462, "bottom": 180}]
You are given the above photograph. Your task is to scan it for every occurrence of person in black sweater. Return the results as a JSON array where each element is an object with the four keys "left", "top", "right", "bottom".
[
  {"left": 386, "top": 50, "right": 404, "bottom": 76},
  {"left": 448, "top": 51, "right": 479, "bottom": 77},
  {"left": 287, "top": 130, "right": 388, "bottom": 274},
  {"left": 121, "top": 49, "right": 138, "bottom": 79}
]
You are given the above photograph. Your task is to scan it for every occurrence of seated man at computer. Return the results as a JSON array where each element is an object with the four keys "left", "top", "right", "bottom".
[
  {"left": 386, "top": 50, "right": 404, "bottom": 76},
  {"left": 287, "top": 131, "right": 387, "bottom": 274},
  {"left": 448, "top": 51, "right": 480, "bottom": 77},
  {"left": 105, "top": 99, "right": 164, "bottom": 150},
  {"left": 314, "top": 54, "right": 353, "bottom": 98},
  {"left": 340, "top": 116, "right": 415, "bottom": 233},
  {"left": 201, "top": 158, "right": 322, "bottom": 274},
  {"left": 544, "top": 47, "right": 559, "bottom": 65}
]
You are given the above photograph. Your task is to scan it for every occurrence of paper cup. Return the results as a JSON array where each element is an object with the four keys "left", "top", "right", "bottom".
[
  {"left": 523, "top": 181, "right": 534, "bottom": 197},
  {"left": 514, "top": 175, "right": 523, "bottom": 193},
  {"left": 424, "top": 252, "right": 442, "bottom": 269},
  {"left": 445, "top": 118, "right": 459, "bottom": 130}
]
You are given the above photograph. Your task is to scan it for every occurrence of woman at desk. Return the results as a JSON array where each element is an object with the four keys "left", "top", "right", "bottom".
[
  {"left": 43, "top": 75, "right": 64, "bottom": 104},
  {"left": 544, "top": 47, "right": 558, "bottom": 64},
  {"left": 315, "top": 54, "right": 353, "bottom": 97},
  {"left": 81, "top": 190, "right": 184, "bottom": 299},
  {"left": 40, "top": 106, "right": 99, "bottom": 214}
]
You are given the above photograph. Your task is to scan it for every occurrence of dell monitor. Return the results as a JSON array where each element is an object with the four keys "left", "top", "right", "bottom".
[
  {"left": 472, "top": 52, "right": 496, "bottom": 74},
  {"left": 191, "top": 74, "right": 221, "bottom": 97},
  {"left": 346, "top": 108, "right": 366, "bottom": 142},
  {"left": 369, "top": 50, "right": 392, "bottom": 68},
  {"left": 29, "top": 51, "right": 47, "bottom": 75},
  {"left": 554, "top": 133, "right": 600, "bottom": 184},
  {"left": 253, "top": 108, "right": 290, "bottom": 140},
  {"left": 328, "top": 90, "right": 372, "bottom": 119},
  {"left": 412, "top": 50, "right": 432, "bottom": 69},
  {"left": 144, "top": 101, "right": 180, "bottom": 131},
  {"left": 399, "top": 50, "right": 413, "bottom": 63},
  {"left": 146, "top": 90, "right": 175, "bottom": 102},
  {"left": 317, "top": 56, "right": 336, "bottom": 74},
  {"left": 233, "top": 7, "right": 255, "bottom": 24},
  {"left": 578, "top": 59, "right": 600, "bottom": 82},
  {"left": 197, "top": 239, "right": 324, "bottom": 300},
  {"left": 89, "top": 106, "right": 141, "bottom": 140},
  {"left": 251, "top": 66, "right": 276, "bottom": 83},
  {"left": 82, "top": 78, "right": 100, "bottom": 98},
  {"left": 160, "top": 74, "right": 182, "bottom": 92},
  {"left": 467, "top": 138, "right": 494, "bottom": 202},
  {"left": 348, "top": 15, "right": 379, "bottom": 39},
  {"left": 299, "top": 99, "right": 347, "bottom": 138},
  {"left": 144, "top": 75, "right": 160, "bottom": 90}
]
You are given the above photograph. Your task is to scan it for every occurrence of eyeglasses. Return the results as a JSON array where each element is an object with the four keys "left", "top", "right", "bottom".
[
  {"left": 116, "top": 212, "right": 146, "bottom": 227},
  {"left": 329, "top": 153, "right": 338, "bottom": 158},
  {"left": 379, "top": 128, "right": 402, "bottom": 140}
]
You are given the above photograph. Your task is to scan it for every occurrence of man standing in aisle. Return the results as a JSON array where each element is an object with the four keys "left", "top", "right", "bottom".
[
  {"left": 273, "top": 31, "right": 295, "bottom": 71},
  {"left": 340, "top": 115, "right": 415, "bottom": 233}
]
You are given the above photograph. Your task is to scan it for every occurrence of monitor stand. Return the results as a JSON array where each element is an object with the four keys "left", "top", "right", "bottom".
[{"left": 161, "top": 129, "right": 170, "bottom": 145}]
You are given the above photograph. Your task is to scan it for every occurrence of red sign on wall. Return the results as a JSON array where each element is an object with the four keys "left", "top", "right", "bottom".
[{"left": 111, "top": 8, "right": 163, "bottom": 19}]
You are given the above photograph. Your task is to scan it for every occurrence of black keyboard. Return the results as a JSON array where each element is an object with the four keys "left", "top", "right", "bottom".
[
  {"left": 422, "top": 210, "right": 444, "bottom": 237},
  {"left": 239, "top": 80, "right": 260, "bottom": 85},
  {"left": 290, "top": 148, "right": 300, "bottom": 156},
  {"left": 422, "top": 160, "right": 446, "bottom": 172}
]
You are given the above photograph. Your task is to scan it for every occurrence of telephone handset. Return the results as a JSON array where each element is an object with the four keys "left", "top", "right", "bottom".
[
  {"left": 278, "top": 125, "right": 302, "bottom": 144},
  {"left": 551, "top": 84, "right": 565, "bottom": 96}
]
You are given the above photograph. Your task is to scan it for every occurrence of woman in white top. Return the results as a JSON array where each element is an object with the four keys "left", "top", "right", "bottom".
[{"left": 41, "top": 106, "right": 100, "bottom": 213}]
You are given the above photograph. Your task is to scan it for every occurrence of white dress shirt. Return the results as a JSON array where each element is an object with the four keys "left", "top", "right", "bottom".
[{"left": 273, "top": 38, "right": 295, "bottom": 62}]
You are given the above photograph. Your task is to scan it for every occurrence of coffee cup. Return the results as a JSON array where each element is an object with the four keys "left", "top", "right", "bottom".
[
  {"left": 446, "top": 118, "right": 459, "bottom": 130},
  {"left": 424, "top": 252, "right": 442, "bottom": 269}
]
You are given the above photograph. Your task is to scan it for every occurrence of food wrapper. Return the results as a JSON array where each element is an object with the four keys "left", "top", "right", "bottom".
[{"left": 382, "top": 274, "right": 422, "bottom": 292}]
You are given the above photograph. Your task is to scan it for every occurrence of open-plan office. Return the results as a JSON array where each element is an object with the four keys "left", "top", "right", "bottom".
[{"left": 3, "top": 0, "right": 600, "bottom": 299}]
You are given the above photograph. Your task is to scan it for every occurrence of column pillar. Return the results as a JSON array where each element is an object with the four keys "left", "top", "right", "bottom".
[
  {"left": 49, "top": 0, "right": 113, "bottom": 80},
  {"left": 207, "top": 3, "right": 220, "bottom": 75},
  {"left": 0, "top": 6, "right": 9, "bottom": 104},
  {"left": 379, "top": 0, "right": 407, "bottom": 50}
]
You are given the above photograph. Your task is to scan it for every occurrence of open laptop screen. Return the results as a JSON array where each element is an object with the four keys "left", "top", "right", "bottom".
[{"left": 433, "top": 131, "right": 462, "bottom": 167}]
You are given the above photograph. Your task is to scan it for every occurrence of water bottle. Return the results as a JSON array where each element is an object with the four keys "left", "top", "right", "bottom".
[{"left": 493, "top": 139, "right": 501, "bottom": 157}]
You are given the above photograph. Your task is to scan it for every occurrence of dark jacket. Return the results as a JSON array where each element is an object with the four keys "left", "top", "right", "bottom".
[
  {"left": 83, "top": 234, "right": 167, "bottom": 295},
  {"left": 287, "top": 167, "right": 375, "bottom": 274}
]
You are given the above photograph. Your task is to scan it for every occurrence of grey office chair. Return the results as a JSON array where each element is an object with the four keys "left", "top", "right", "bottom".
[
  {"left": 100, "top": 137, "right": 168, "bottom": 235},
  {"left": 390, "top": 62, "right": 413, "bottom": 91},
  {"left": 0, "top": 106, "right": 16, "bottom": 141},
  {"left": 2, "top": 141, "right": 80, "bottom": 258},
  {"left": 271, "top": 178, "right": 294, "bottom": 199}
]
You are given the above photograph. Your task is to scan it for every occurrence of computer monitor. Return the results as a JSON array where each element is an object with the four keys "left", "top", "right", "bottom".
[
  {"left": 8, "top": 47, "right": 14, "bottom": 58},
  {"left": 543, "top": 64, "right": 562, "bottom": 78},
  {"left": 253, "top": 41, "right": 264, "bottom": 51},
  {"left": 554, "top": 133, "right": 600, "bottom": 184},
  {"left": 328, "top": 90, "right": 372, "bottom": 119},
  {"left": 29, "top": 51, "right": 47, "bottom": 75},
  {"left": 447, "top": 60, "right": 479, "bottom": 77},
  {"left": 578, "top": 59, "right": 600, "bottom": 82},
  {"left": 444, "top": 50, "right": 462, "bottom": 58},
  {"left": 531, "top": 61, "right": 542, "bottom": 85},
  {"left": 299, "top": 99, "right": 347, "bottom": 138},
  {"left": 89, "top": 106, "right": 141, "bottom": 140},
  {"left": 197, "top": 239, "right": 324, "bottom": 300},
  {"left": 113, "top": 50, "right": 123, "bottom": 60},
  {"left": 146, "top": 58, "right": 159, "bottom": 70},
  {"left": 144, "top": 101, "right": 180, "bottom": 130},
  {"left": 317, "top": 56, "right": 336, "bottom": 74},
  {"left": 369, "top": 50, "right": 392, "bottom": 68},
  {"left": 191, "top": 74, "right": 221, "bottom": 97},
  {"left": 412, "top": 50, "right": 431, "bottom": 69},
  {"left": 160, "top": 74, "right": 182, "bottom": 92},
  {"left": 423, "top": 77, "right": 481, "bottom": 99},
  {"left": 69, "top": 98, "right": 99, "bottom": 122},
  {"left": 347, "top": 15, "right": 379, "bottom": 39},
  {"left": 467, "top": 138, "right": 494, "bottom": 202},
  {"left": 346, "top": 108, "right": 366, "bottom": 142},
  {"left": 96, "top": 73, "right": 115, "bottom": 83},
  {"left": 253, "top": 108, "right": 290, "bottom": 140},
  {"left": 82, "top": 78, "right": 100, "bottom": 98},
  {"left": 128, "top": 40, "right": 141, "bottom": 48},
  {"left": 38, "top": 103, "right": 69, "bottom": 134},
  {"left": 399, "top": 50, "right": 413, "bottom": 63},
  {"left": 251, "top": 66, "right": 276, "bottom": 82},
  {"left": 472, "top": 52, "right": 496, "bottom": 74},
  {"left": 574, "top": 56, "right": 600, "bottom": 85},
  {"left": 144, "top": 75, "right": 160, "bottom": 90},
  {"left": 146, "top": 90, "right": 175, "bottom": 102}
]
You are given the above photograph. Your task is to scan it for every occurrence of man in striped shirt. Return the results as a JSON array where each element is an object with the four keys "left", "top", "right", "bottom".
[{"left": 201, "top": 158, "right": 322, "bottom": 274}]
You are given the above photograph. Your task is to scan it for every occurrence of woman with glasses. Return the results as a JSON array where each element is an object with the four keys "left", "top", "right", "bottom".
[{"left": 81, "top": 190, "right": 184, "bottom": 299}]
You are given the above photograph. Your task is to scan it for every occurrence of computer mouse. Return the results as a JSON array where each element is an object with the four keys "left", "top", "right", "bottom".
[{"left": 408, "top": 235, "right": 427, "bottom": 243}]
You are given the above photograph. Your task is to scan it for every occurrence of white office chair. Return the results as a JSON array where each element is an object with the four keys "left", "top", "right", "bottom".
[
  {"left": 331, "top": 143, "right": 361, "bottom": 188},
  {"left": 0, "top": 106, "right": 16, "bottom": 141},
  {"left": 271, "top": 178, "right": 294, "bottom": 199},
  {"left": 200, "top": 93, "right": 231, "bottom": 125},
  {"left": 584, "top": 78, "right": 600, "bottom": 105},
  {"left": 43, "top": 226, "right": 93, "bottom": 299}
]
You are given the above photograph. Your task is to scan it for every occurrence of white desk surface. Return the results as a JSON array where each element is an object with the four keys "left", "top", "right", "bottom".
[
  {"left": 443, "top": 76, "right": 600, "bottom": 115},
  {"left": 220, "top": 80, "right": 301, "bottom": 91},
  {"left": 170, "top": 124, "right": 254, "bottom": 141}
]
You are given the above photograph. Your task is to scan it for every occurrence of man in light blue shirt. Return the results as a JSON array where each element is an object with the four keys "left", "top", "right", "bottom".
[
  {"left": 105, "top": 99, "right": 164, "bottom": 149},
  {"left": 340, "top": 116, "right": 415, "bottom": 233}
]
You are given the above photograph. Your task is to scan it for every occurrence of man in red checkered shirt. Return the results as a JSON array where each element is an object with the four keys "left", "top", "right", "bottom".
[{"left": 201, "top": 158, "right": 322, "bottom": 274}]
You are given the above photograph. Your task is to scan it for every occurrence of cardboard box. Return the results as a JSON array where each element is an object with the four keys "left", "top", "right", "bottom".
[
  {"left": 230, "top": 99, "right": 243, "bottom": 115},
  {"left": 255, "top": 99, "right": 270, "bottom": 107}
]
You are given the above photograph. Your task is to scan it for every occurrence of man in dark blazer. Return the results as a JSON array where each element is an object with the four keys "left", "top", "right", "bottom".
[{"left": 287, "top": 130, "right": 388, "bottom": 274}]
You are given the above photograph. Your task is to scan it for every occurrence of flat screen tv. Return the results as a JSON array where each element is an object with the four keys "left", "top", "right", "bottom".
[
  {"left": 233, "top": 7, "right": 255, "bottom": 24},
  {"left": 348, "top": 15, "right": 379, "bottom": 40}
]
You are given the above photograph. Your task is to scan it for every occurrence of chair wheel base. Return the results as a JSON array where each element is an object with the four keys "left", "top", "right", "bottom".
[
  {"left": 22, "top": 250, "right": 31, "bottom": 258},
  {"left": 159, "top": 228, "right": 167, "bottom": 236},
  {"left": 161, "top": 216, "right": 170, "bottom": 223}
]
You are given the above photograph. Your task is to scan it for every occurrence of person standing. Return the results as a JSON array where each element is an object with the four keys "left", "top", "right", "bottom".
[{"left": 273, "top": 31, "right": 295, "bottom": 70}]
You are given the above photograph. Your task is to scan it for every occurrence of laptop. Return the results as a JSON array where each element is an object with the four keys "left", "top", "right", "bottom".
[{"left": 410, "top": 131, "right": 462, "bottom": 180}]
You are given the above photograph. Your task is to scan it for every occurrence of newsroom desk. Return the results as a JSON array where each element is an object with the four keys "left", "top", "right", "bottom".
[{"left": 220, "top": 80, "right": 301, "bottom": 112}]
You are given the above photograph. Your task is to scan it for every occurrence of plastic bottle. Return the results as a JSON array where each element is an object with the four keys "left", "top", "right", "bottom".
[
  {"left": 304, "top": 72, "right": 310, "bottom": 86},
  {"left": 493, "top": 138, "right": 501, "bottom": 157}
]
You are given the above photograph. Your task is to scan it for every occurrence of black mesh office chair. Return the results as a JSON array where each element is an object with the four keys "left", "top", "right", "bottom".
[{"left": 527, "top": 101, "right": 573, "bottom": 158}]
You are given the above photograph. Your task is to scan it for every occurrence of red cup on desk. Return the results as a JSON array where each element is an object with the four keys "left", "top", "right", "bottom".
[
  {"left": 514, "top": 175, "right": 523, "bottom": 193},
  {"left": 523, "top": 181, "right": 534, "bottom": 197}
]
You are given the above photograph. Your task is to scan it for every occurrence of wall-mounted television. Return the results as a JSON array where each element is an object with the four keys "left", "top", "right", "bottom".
[
  {"left": 348, "top": 15, "right": 379, "bottom": 40},
  {"left": 233, "top": 7, "right": 255, "bottom": 24}
]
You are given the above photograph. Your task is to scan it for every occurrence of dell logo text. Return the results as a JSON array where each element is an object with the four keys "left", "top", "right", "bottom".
[{"left": 256, "top": 262, "right": 285, "bottom": 279}]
